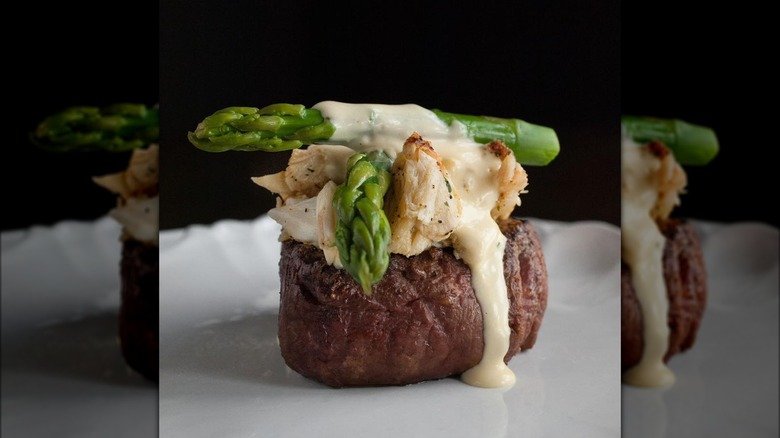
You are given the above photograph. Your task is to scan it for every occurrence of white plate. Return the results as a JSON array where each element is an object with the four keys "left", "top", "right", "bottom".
[
  {"left": 1, "top": 217, "right": 157, "bottom": 438},
  {"left": 9, "top": 217, "right": 771, "bottom": 437},
  {"left": 622, "top": 221, "right": 779, "bottom": 437},
  {"left": 159, "top": 217, "right": 623, "bottom": 437}
]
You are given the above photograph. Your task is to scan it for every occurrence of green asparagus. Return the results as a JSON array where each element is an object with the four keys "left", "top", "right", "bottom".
[
  {"left": 431, "top": 109, "right": 559, "bottom": 166},
  {"left": 333, "top": 151, "right": 393, "bottom": 294},
  {"left": 32, "top": 103, "right": 158, "bottom": 152},
  {"left": 188, "top": 103, "right": 559, "bottom": 166},
  {"left": 622, "top": 116, "right": 718, "bottom": 165},
  {"left": 187, "top": 105, "right": 335, "bottom": 153}
]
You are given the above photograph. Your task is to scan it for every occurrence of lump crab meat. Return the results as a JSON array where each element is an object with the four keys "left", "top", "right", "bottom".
[
  {"left": 385, "top": 133, "right": 462, "bottom": 256},
  {"left": 252, "top": 144, "right": 353, "bottom": 201},
  {"left": 93, "top": 144, "right": 159, "bottom": 200},
  {"left": 486, "top": 141, "right": 528, "bottom": 221},
  {"left": 646, "top": 141, "right": 687, "bottom": 221}
]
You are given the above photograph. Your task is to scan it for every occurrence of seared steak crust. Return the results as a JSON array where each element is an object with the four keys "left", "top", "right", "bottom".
[
  {"left": 278, "top": 218, "right": 548, "bottom": 387},
  {"left": 120, "top": 239, "right": 159, "bottom": 381}
]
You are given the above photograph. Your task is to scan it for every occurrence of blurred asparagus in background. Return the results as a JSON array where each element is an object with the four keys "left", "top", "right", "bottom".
[
  {"left": 622, "top": 116, "right": 718, "bottom": 165},
  {"left": 32, "top": 103, "right": 158, "bottom": 152}
]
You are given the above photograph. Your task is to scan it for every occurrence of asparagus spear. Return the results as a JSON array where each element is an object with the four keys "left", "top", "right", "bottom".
[
  {"left": 333, "top": 150, "right": 393, "bottom": 294},
  {"left": 187, "top": 105, "right": 335, "bottom": 153},
  {"left": 188, "top": 103, "right": 559, "bottom": 166},
  {"left": 32, "top": 103, "right": 159, "bottom": 152},
  {"left": 431, "top": 109, "right": 559, "bottom": 166},
  {"left": 622, "top": 116, "right": 718, "bottom": 165}
]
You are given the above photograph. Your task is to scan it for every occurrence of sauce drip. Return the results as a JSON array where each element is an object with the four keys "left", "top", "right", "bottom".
[{"left": 622, "top": 139, "right": 675, "bottom": 387}]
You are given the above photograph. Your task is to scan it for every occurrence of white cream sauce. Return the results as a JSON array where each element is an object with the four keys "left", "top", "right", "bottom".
[
  {"left": 313, "top": 101, "right": 469, "bottom": 157},
  {"left": 621, "top": 138, "right": 675, "bottom": 387},
  {"left": 315, "top": 102, "right": 517, "bottom": 388}
]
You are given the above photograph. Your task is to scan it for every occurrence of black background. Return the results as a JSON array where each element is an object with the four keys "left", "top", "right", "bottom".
[
  {"left": 623, "top": 3, "right": 777, "bottom": 226},
  {"left": 159, "top": 0, "right": 621, "bottom": 229},
  {"left": 5, "top": 2, "right": 775, "bottom": 231},
  {"left": 3, "top": 2, "right": 159, "bottom": 231}
]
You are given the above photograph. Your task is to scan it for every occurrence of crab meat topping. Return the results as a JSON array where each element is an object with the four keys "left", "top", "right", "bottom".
[
  {"left": 252, "top": 144, "right": 353, "bottom": 201},
  {"left": 486, "top": 141, "right": 528, "bottom": 220},
  {"left": 646, "top": 141, "right": 687, "bottom": 221},
  {"left": 93, "top": 144, "right": 159, "bottom": 200},
  {"left": 385, "top": 133, "right": 462, "bottom": 256}
]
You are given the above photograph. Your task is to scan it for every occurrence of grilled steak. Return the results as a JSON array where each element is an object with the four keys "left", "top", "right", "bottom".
[
  {"left": 278, "top": 218, "right": 547, "bottom": 387},
  {"left": 120, "top": 239, "right": 159, "bottom": 381}
]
